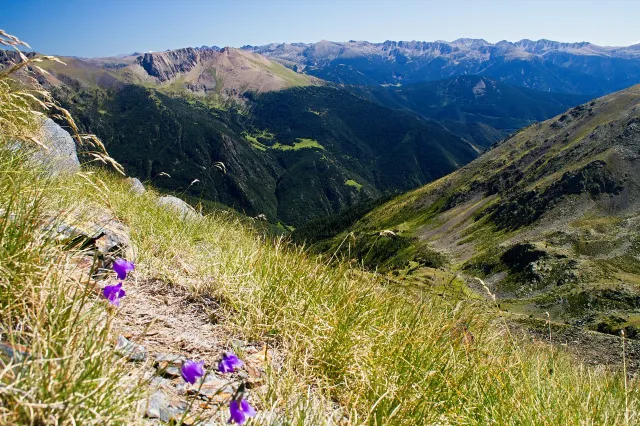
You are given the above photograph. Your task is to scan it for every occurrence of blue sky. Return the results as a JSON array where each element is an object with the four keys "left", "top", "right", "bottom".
[{"left": 2, "top": 0, "right": 639, "bottom": 57}]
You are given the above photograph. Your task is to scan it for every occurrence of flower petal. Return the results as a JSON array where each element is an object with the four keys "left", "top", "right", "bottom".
[
  {"left": 181, "top": 360, "right": 205, "bottom": 384},
  {"left": 228, "top": 400, "right": 246, "bottom": 424},
  {"left": 218, "top": 360, "right": 232, "bottom": 373},
  {"left": 240, "top": 399, "right": 256, "bottom": 418},
  {"left": 103, "top": 283, "right": 125, "bottom": 306},
  {"left": 113, "top": 258, "right": 135, "bottom": 280},
  {"left": 219, "top": 352, "right": 243, "bottom": 373}
]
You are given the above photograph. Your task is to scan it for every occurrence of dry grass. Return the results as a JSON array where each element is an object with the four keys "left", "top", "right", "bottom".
[
  {"left": 2, "top": 29, "right": 639, "bottom": 425},
  {"left": 0, "top": 30, "right": 140, "bottom": 425},
  {"left": 70, "top": 171, "right": 639, "bottom": 425}
]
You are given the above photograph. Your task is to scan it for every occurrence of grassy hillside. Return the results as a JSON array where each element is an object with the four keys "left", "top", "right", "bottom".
[
  {"left": 2, "top": 31, "right": 639, "bottom": 424},
  {"left": 305, "top": 84, "right": 640, "bottom": 339}
]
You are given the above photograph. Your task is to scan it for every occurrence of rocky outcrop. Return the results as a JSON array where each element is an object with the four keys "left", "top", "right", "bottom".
[
  {"left": 33, "top": 118, "right": 80, "bottom": 175},
  {"left": 132, "top": 47, "right": 316, "bottom": 98},
  {"left": 488, "top": 161, "right": 623, "bottom": 230},
  {"left": 136, "top": 48, "right": 216, "bottom": 82}
]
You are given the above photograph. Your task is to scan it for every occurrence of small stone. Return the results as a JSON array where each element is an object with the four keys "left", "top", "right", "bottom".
[
  {"left": 145, "top": 391, "right": 167, "bottom": 419},
  {"left": 157, "top": 196, "right": 201, "bottom": 219},
  {"left": 154, "top": 352, "right": 186, "bottom": 367},
  {"left": 127, "top": 177, "right": 146, "bottom": 195},
  {"left": 159, "top": 365, "right": 182, "bottom": 379},
  {"left": 0, "top": 341, "right": 30, "bottom": 362},
  {"left": 115, "top": 335, "right": 146, "bottom": 362},
  {"left": 150, "top": 376, "right": 174, "bottom": 389},
  {"left": 169, "top": 398, "right": 188, "bottom": 410},
  {"left": 195, "top": 383, "right": 235, "bottom": 401},
  {"left": 159, "top": 404, "right": 184, "bottom": 423},
  {"left": 175, "top": 382, "right": 187, "bottom": 395}
]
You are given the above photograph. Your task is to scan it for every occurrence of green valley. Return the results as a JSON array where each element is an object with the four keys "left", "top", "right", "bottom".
[{"left": 299, "top": 84, "right": 640, "bottom": 341}]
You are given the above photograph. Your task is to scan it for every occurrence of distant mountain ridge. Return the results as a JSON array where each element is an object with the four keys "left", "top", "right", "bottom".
[
  {"left": 243, "top": 38, "right": 640, "bottom": 95},
  {"left": 0, "top": 47, "right": 320, "bottom": 103}
]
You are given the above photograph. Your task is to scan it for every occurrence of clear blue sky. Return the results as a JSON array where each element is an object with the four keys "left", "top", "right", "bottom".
[{"left": 2, "top": 0, "right": 639, "bottom": 57}]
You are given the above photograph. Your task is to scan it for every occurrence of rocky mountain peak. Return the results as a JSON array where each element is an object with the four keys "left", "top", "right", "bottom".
[{"left": 243, "top": 38, "right": 640, "bottom": 95}]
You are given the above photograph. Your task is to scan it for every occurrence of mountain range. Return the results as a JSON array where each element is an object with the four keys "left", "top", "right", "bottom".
[
  {"left": 244, "top": 39, "right": 640, "bottom": 95},
  {"left": 1, "top": 38, "right": 636, "bottom": 227},
  {"left": 0, "top": 41, "right": 591, "bottom": 225}
]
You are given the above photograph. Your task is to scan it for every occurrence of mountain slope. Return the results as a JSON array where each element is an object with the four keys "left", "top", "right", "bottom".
[
  {"left": 352, "top": 76, "right": 589, "bottom": 134},
  {"left": 244, "top": 39, "right": 640, "bottom": 95},
  {"left": 33, "top": 46, "right": 320, "bottom": 103},
  {"left": 52, "top": 83, "right": 477, "bottom": 226},
  {"left": 302, "top": 84, "right": 640, "bottom": 336}
]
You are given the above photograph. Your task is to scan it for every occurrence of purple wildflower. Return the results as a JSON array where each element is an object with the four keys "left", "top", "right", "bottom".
[
  {"left": 218, "top": 351, "right": 243, "bottom": 373},
  {"left": 228, "top": 399, "right": 256, "bottom": 424},
  {"left": 103, "top": 283, "right": 126, "bottom": 307},
  {"left": 113, "top": 258, "right": 135, "bottom": 280},
  {"left": 181, "top": 360, "right": 205, "bottom": 384}
]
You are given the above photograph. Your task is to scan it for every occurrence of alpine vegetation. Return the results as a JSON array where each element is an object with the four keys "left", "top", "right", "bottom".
[{"left": 1, "top": 27, "right": 639, "bottom": 426}]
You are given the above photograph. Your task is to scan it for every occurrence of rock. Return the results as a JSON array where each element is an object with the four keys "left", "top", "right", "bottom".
[
  {"left": 0, "top": 341, "right": 30, "bottom": 363},
  {"left": 44, "top": 214, "right": 132, "bottom": 264},
  {"left": 145, "top": 390, "right": 167, "bottom": 419},
  {"left": 160, "top": 366, "right": 182, "bottom": 379},
  {"left": 150, "top": 376, "right": 175, "bottom": 389},
  {"left": 115, "top": 335, "right": 147, "bottom": 361},
  {"left": 127, "top": 177, "right": 146, "bottom": 195},
  {"left": 154, "top": 352, "right": 186, "bottom": 367},
  {"left": 159, "top": 404, "right": 184, "bottom": 423},
  {"left": 187, "top": 373, "right": 235, "bottom": 401},
  {"left": 157, "top": 196, "right": 201, "bottom": 219},
  {"left": 32, "top": 118, "right": 80, "bottom": 175},
  {"left": 146, "top": 390, "right": 189, "bottom": 423}
]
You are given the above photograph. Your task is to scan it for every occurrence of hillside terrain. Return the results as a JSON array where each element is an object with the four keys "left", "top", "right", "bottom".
[
  {"left": 299, "top": 84, "right": 640, "bottom": 339},
  {"left": 1, "top": 45, "right": 600, "bottom": 226},
  {"left": 2, "top": 29, "right": 640, "bottom": 425},
  {"left": 350, "top": 75, "right": 587, "bottom": 139},
  {"left": 245, "top": 38, "right": 640, "bottom": 95},
  {"left": 51, "top": 83, "right": 481, "bottom": 226}
]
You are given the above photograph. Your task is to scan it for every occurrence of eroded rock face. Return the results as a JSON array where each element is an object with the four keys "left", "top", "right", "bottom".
[
  {"left": 33, "top": 118, "right": 80, "bottom": 175},
  {"left": 488, "top": 161, "right": 624, "bottom": 230},
  {"left": 137, "top": 48, "right": 208, "bottom": 82}
]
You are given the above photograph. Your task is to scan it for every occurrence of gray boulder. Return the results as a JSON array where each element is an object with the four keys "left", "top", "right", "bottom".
[
  {"left": 33, "top": 118, "right": 80, "bottom": 175},
  {"left": 157, "top": 196, "right": 200, "bottom": 219},
  {"left": 126, "top": 177, "right": 146, "bottom": 194}
]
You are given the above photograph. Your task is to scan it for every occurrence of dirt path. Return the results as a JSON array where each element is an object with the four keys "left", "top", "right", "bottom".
[
  {"left": 114, "top": 278, "right": 228, "bottom": 365},
  {"left": 103, "top": 274, "right": 275, "bottom": 425}
]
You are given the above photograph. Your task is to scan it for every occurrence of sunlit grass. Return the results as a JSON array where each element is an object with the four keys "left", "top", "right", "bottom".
[
  {"left": 3, "top": 29, "right": 639, "bottom": 425},
  {"left": 71, "top": 170, "right": 640, "bottom": 425}
]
